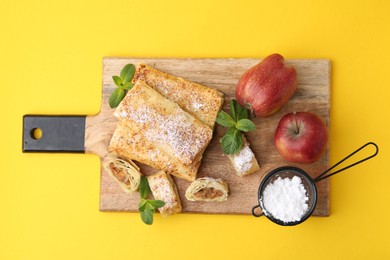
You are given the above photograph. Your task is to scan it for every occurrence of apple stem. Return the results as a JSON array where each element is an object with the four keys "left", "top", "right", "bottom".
[{"left": 293, "top": 112, "right": 300, "bottom": 135}]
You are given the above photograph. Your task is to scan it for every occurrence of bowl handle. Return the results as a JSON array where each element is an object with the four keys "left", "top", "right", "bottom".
[
  {"left": 252, "top": 205, "right": 264, "bottom": 217},
  {"left": 314, "top": 142, "right": 379, "bottom": 182}
]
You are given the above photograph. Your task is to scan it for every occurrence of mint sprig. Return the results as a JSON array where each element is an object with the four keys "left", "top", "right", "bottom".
[
  {"left": 138, "top": 176, "right": 165, "bottom": 225},
  {"left": 216, "top": 99, "right": 256, "bottom": 155},
  {"left": 109, "top": 64, "right": 135, "bottom": 108},
  {"left": 221, "top": 127, "right": 243, "bottom": 154}
]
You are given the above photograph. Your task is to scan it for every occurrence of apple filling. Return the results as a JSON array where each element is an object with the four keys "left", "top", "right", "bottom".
[
  {"left": 109, "top": 162, "right": 130, "bottom": 185},
  {"left": 193, "top": 187, "right": 224, "bottom": 199}
]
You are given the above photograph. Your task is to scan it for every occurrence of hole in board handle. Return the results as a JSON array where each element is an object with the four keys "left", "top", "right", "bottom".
[{"left": 30, "top": 128, "right": 42, "bottom": 140}]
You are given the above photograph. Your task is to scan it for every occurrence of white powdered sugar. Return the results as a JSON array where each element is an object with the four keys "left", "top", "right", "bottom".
[
  {"left": 233, "top": 145, "right": 254, "bottom": 174},
  {"left": 127, "top": 106, "right": 155, "bottom": 124},
  {"left": 149, "top": 149, "right": 160, "bottom": 162},
  {"left": 192, "top": 101, "right": 204, "bottom": 111},
  {"left": 116, "top": 102, "right": 210, "bottom": 165},
  {"left": 261, "top": 176, "right": 309, "bottom": 223},
  {"left": 119, "top": 110, "right": 128, "bottom": 118},
  {"left": 150, "top": 174, "right": 177, "bottom": 212}
]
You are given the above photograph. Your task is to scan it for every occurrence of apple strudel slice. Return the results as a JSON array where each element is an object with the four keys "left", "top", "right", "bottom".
[
  {"left": 132, "top": 64, "right": 224, "bottom": 129},
  {"left": 114, "top": 80, "right": 213, "bottom": 166},
  {"left": 147, "top": 171, "right": 182, "bottom": 217},
  {"left": 102, "top": 153, "right": 141, "bottom": 193},
  {"left": 109, "top": 120, "right": 201, "bottom": 182},
  {"left": 227, "top": 136, "right": 260, "bottom": 176},
  {"left": 185, "top": 177, "right": 229, "bottom": 202}
]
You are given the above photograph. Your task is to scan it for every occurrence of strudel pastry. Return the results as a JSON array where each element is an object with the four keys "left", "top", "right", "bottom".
[
  {"left": 114, "top": 80, "right": 213, "bottom": 166},
  {"left": 147, "top": 171, "right": 182, "bottom": 217},
  {"left": 102, "top": 153, "right": 141, "bottom": 193},
  {"left": 109, "top": 120, "right": 201, "bottom": 181},
  {"left": 185, "top": 177, "right": 229, "bottom": 202},
  {"left": 227, "top": 136, "right": 260, "bottom": 176},
  {"left": 132, "top": 64, "right": 224, "bottom": 128}
]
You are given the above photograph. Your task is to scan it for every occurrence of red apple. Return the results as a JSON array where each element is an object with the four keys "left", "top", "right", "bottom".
[
  {"left": 235, "top": 53, "right": 297, "bottom": 117},
  {"left": 274, "top": 112, "right": 328, "bottom": 164}
]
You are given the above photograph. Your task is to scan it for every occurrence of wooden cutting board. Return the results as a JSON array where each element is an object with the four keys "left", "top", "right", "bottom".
[{"left": 82, "top": 57, "right": 331, "bottom": 216}]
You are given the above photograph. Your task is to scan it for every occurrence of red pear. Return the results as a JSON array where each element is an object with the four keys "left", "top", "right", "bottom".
[{"left": 235, "top": 54, "right": 297, "bottom": 117}]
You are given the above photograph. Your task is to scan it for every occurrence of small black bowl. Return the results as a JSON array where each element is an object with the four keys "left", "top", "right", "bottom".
[{"left": 252, "top": 166, "right": 318, "bottom": 226}]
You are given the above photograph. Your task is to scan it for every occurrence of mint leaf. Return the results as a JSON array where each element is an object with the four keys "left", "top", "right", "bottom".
[
  {"left": 138, "top": 177, "right": 163, "bottom": 225},
  {"left": 236, "top": 119, "right": 256, "bottom": 132},
  {"left": 221, "top": 127, "right": 243, "bottom": 154},
  {"left": 109, "top": 88, "right": 125, "bottom": 108},
  {"left": 148, "top": 200, "right": 166, "bottom": 209},
  {"left": 139, "top": 176, "right": 151, "bottom": 199},
  {"left": 235, "top": 101, "right": 249, "bottom": 120},
  {"left": 138, "top": 198, "right": 148, "bottom": 211},
  {"left": 110, "top": 64, "right": 135, "bottom": 108},
  {"left": 230, "top": 100, "right": 237, "bottom": 121},
  {"left": 217, "top": 99, "right": 255, "bottom": 155},
  {"left": 230, "top": 99, "right": 238, "bottom": 121},
  {"left": 216, "top": 110, "right": 236, "bottom": 127},
  {"left": 145, "top": 202, "right": 156, "bottom": 212},
  {"left": 140, "top": 207, "right": 154, "bottom": 225},
  {"left": 120, "top": 64, "right": 136, "bottom": 82},
  {"left": 112, "top": 75, "right": 122, "bottom": 87},
  {"left": 138, "top": 179, "right": 165, "bottom": 225},
  {"left": 230, "top": 99, "right": 249, "bottom": 121},
  {"left": 122, "top": 82, "right": 133, "bottom": 90}
]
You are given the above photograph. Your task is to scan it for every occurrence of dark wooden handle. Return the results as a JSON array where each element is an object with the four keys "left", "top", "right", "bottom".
[{"left": 22, "top": 115, "right": 86, "bottom": 153}]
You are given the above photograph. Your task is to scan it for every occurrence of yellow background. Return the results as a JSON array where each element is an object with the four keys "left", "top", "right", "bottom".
[{"left": 1, "top": 0, "right": 389, "bottom": 259}]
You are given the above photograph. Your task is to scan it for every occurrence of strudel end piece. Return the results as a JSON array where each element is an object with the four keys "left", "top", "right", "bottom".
[
  {"left": 147, "top": 171, "right": 182, "bottom": 217},
  {"left": 185, "top": 177, "right": 229, "bottom": 202},
  {"left": 227, "top": 137, "right": 260, "bottom": 176},
  {"left": 102, "top": 153, "right": 141, "bottom": 193}
]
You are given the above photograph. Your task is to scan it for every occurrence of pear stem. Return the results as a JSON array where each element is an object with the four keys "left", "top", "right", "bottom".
[{"left": 246, "top": 103, "right": 256, "bottom": 118}]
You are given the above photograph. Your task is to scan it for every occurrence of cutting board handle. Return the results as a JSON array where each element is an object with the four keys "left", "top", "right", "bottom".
[{"left": 22, "top": 115, "right": 86, "bottom": 153}]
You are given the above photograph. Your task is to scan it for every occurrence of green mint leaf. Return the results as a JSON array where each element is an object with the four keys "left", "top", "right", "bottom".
[
  {"left": 148, "top": 200, "right": 166, "bottom": 209},
  {"left": 221, "top": 127, "right": 243, "bottom": 154},
  {"left": 230, "top": 99, "right": 248, "bottom": 121},
  {"left": 230, "top": 99, "right": 238, "bottom": 121},
  {"left": 236, "top": 118, "right": 256, "bottom": 132},
  {"left": 112, "top": 75, "right": 122, "bottom": 87},
  {"left": 120, "top": 64, "right": 136, "bottom": 82},
  {"left": 140, "top": 207, "right": 154, "bottom": 225},
  {"left": 139, "top": 176, "right": 151, "bottom": 199},
  {"left": 109, "top": 88, "right": 125, "bottom": 108},
  {"left": 138, "top": 198, "right": 148, "bottom": 212},
  {"left": 145, "top": 201, "right": 156, "bottom": 211},
  {"left": 122, "top": 82, "right": 133, "bottom": 90},
  {"left": 234, "top": 100, "right": 249, "bottom": 120},
  {"left": 216, "top": 110, "right": 236, "bottom": 127}
]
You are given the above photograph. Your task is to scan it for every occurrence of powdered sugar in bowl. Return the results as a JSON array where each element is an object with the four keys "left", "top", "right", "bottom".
[
  {"left": 251, "top": 142, "right": 379, "bottom": 226},
  {"left": 252, "top": 166, "right": 317, "bottom": 226}
]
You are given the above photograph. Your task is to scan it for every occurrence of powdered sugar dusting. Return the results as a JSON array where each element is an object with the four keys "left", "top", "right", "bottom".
[
  {"left": 232, "top": 145, "right": 254, "bottom": 175},
  {"left": 118, "top": 110, "right": 128, "bottom": 118},
  {"left": 149, "top": 149, "right": 160, "bottom": 162},
  {"left": 149, "top": 173, "right": 178, "bottom": 212},
  {"left": 134, "top": 64, "right": 223, "bottom": 128},
  {"left": 192, "top": 101, "right": 204, "bottom": 111},
  {"left": 116, "top": 92, "right": 211, "bottom": 165},
  {"left": 261, "top": 176, "right": 309, "bottom": 223}
]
